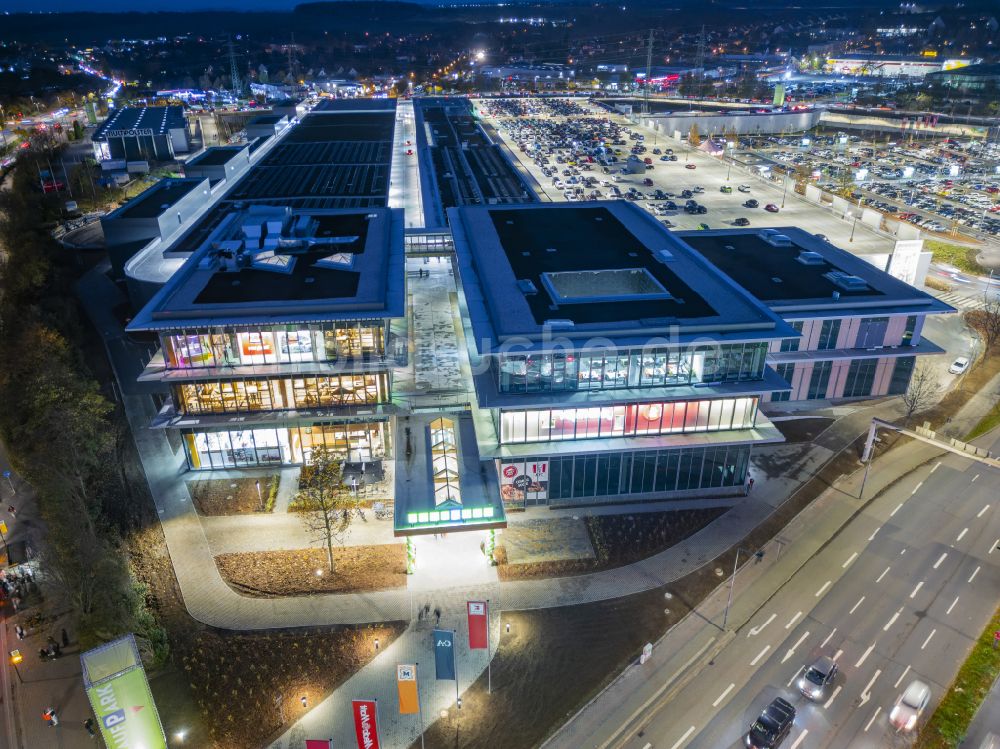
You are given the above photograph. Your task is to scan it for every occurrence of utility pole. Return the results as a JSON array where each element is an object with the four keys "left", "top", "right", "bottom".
[
  {"left": 694, "top": 25, "right": 706, "bottom": 97},
  {"left": 642, "top": 29, "right": 654, "bottom": 115},
  {"left": 227, "top": 36, "right": 243, "bottom": 100},
  {"left": 288, "top": 33, "right": 299, "bottom": 84}
]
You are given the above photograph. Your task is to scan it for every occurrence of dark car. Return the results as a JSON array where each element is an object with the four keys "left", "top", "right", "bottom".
[
  {"left": 663, "top": 201, "right": 677, "bottom": 210},
  {"left": 745, "top": 697, "right": 795, "bottom": 749},
  {"left": 680, "top": 189, "right": 694, "bottom": 199},
  {"left": 744, "top": 199, "right": 759, "bottom": 208},
  {"left": 734, "top": 217, "right": 750, "bottom": 226},
  {"left": 765, "top": 203, "right": 780, "bottom": 213},
  {"left": 643, "top": 178, "right": 654, "bottom": 186},
  {"left": 798, "top": 655, "right": 838, "bottom": 700}
]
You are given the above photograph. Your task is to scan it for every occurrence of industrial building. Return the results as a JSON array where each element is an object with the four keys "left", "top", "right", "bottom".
[
  {"left": 92, "top": 105, "right": 190, "bottom": 162},
  {"left": 825, "top": 54, "right": 978, "bottom": 78}
]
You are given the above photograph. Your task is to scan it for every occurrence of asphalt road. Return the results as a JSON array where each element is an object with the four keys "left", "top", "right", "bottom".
[{"left": 613, "top": 433, "right": 1000, "bottom": 749}]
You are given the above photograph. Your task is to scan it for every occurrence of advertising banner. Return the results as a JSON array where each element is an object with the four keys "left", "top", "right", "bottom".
[
  {"left": 352, "top": 699, "right": 381, "bottom": 749},
  {"left": 467, "top": 601, "right": 488, "bottom": 650},
  {"left": 306, "top": 741, "right": 332, "bottom": 749},
  {"left": 499, "top": 461, "right": 549, "bottom": 503},
  {"left": 84, "top": 666, "right": 166, "bottom": 749},
  {"left": 433, "top": 629, "right": 456, "bottom": 680},
  {"left": 397, "top": 664, "right": 419, "bottom": 714}
]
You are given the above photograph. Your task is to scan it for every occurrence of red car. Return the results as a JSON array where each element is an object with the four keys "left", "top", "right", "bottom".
[
  {"left": 643, "top": 178, "right": 654, "bottom": 186},
  {"left": 685, "top": 163, "right": 697, "bottom": 170},
  {"left": 764, "top": 204, "right": 779, "bottom": 213}
]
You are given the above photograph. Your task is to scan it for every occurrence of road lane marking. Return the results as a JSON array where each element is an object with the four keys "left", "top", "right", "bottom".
[
  {"left": 894, "top": 665, "right": 911, "bottom": 688},
  {"left": 901, "top": 548, "right": 907, "bottom": 555},
  {"left": 910, "top": 581, "right": 924, "bottom": 598},
  {"left": 786, "top": 611, "right": 803, "bottom": 629},
  {"left": 790, "top": 729, "right": 809, "bottom": 749},
  {"left": 973, "top": 474, "right": 980, "bottom": 482},
  {"left": 947, "top": 596, "right": 960, "bottom": 615},
  {"left": 748, "top": 613, "right": 776, "bottom": 637},
  {"left": 850, "top": 596, "right": 866, "bottom": 615},
  {"left": 821, "top": 628, "right": 837, "bottom": 648},
  {"left": 868, "top": 526, "right": 880, "bottom": 541},
  {"left": 969, "top": 566, "right": 981, "bottom": 583},
  {"left": 858, "top": 669, "right": 882, "bottom": 707},
  {"left": 787, "top": 669, "right": 800, "bottom": 688},
  {"left": 933, "top": 553, "right": 948, "bottom": 569},
  {"left": 890, "top": 502, "right": 903, "bottom": 517},
  {"left": 833, "top": 649, "right": 843, "bottom": 662},
  {"left": 991, "top": 539, "right": 1000, "bottom": 555},
  {"left": 978, "top": 503, "right": 989, "bottom": 517},
  {"left": 712, "top": 683, "right": 735, "bottom": 707},
  {"left": 931, "top": 461, "right": 941, "bottom": 473},
  {"left": 843, "top": 552, "right": 859, "bottom": 568},
  {"left": 883, "top": 607, "right": 903, "bottom": 631},
  {"left": 922, "top": 629, "right": 937, "bottom": 650},
  {"left": 864, "top": 707, "right": 882, "bottom": 732},
  {"left": 957, "top": 528, "right": 969, "bottom": 542},
  {"left": 877, "top": 566, "right": 891, "bottom": 583},
  {"left": 824, "top": 685, "right": 842, "bottom": 710},
  {"left": 642, "top": 745, "right": 651, "bottom": 749},
  {"left": 815, "top": 581, "right": 832, "bottom": 597},
  {"left": 668, "top": 726, "right": 696, "bottom": 749},
  {"left": 855, "top": 643, "right": 876, "bottom": 668},
  {"left": 912, "top": 481, "right": 923, "bottom": 495},
  {"left": 782, "top": 632, "right": 810, "bottom": 664},
  {"left": 750, "top": 645, "right": 772, "bottom": 666}
]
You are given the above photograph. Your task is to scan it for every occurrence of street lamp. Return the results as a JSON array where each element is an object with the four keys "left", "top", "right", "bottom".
[
  {"left": 722, "top": 546, "right": 763, "bottom": 630},
  {"left": 8, "top": 650, "right": 23, "bottom": 683},
  {"left": 849, "top": 213, "right": 859, "bottom": 243},
  {"left": 781, "top": 173, "right": 789, "bottom": 208},
  {"left": 255, "top": 479, "right": 263, "bottom": 511}
]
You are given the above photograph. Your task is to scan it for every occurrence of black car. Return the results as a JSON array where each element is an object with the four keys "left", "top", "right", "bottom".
[
  {"left": 734, "top": 217, "right": 750, "bottom": 226},
  {"left": 744, "top": 199, "right": 759, "bottom": 208},
  {"left": 745, "top": 697, "right": 795, "bottom": 749},
  {"left": 663, "top": 201, "right": 677, "bottom": 210},
  {"left": 680, "top": 189, "right": 694, "bottom": 199}
]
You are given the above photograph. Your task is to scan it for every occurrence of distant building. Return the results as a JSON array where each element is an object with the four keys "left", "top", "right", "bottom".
[
  {"left": 926, "top": 63, "right": 1000, "bottom": 93},
  {"left": 92, "top": 105, "right": 190, "bottom": 162},
  {"left": 826, "top": 54, "right": 979, "bottom": 78},
  {"left": 480, "top": 64, "right": 576, "bottom": 83}
]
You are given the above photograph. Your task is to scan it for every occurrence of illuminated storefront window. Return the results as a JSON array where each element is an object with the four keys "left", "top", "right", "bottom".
[
  {"left": 498, "top": 397, "right": 758, "bottom": 444},
  {"left": 182, "top": 421, "right": 388, "bottom": 470},
  {"left": 499, "top": 444, "right": 751, "bottom": 505},
  {"left": 161, "top": 321, "right": 386, "bottom": 370},
  {"left": 494, "top": 343, "right": 767, "bottom": 393},
  {"left": 174, "top": 373, "right": 389, "bottom": 415}
]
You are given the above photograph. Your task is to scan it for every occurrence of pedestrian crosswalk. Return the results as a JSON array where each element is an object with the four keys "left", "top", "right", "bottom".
[{"left": 935, "top": 291, "right": 985, "bottom": 311}]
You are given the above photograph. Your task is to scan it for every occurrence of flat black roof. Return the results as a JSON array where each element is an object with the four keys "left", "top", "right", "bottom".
[
  {"left": 680, "top": 232, "right": 886, "bottom": 303},
  {"left": 489, "top": 206, "right": 715, "bottom": 323},
  {"left": 186, "top": 147, "right": 243, "bottom": 167},
  {"left": 249, "top": 114, "right": 283, "bottom": 125},
  {"left": 93, "top": 105, "right": 186, "bottom": 141},
  {"left": 115, "top": 178, "right": 203, "bottom": 220},
  {"left": 312, "top": 98, "right": 397, "bottom": 113},
  {"left": 285, "top": 112, "right": 395, "bottom": 143},
  {"left": 194, "top": 214, "right": 369, "bottom": 305}
]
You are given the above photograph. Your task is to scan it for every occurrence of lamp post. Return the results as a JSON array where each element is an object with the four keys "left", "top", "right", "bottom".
[
  {"left": 781, "top": 172, "right": 789, "bottom": 208},
  {"left": 723, "top": 546, "right": 761, "bottom": 630},
  {"left": 255, "top": 479, "right": 263, "bottom": 511},
  {"left": 849, "top": 212, "right": 859, "bottom": 243},
  {"left": 9, "top": 650, "right": 23, "bottom": 684}
]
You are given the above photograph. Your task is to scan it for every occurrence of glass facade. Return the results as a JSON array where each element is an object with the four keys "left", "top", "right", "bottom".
[
  {"left": 174, "top": 373, "right": 390, "bottom": 415},
  {"left": 780, "top": 322, "right": 804, "bottom": 353},
  {"left": 182, "top": 421, "right": 388, "bottom": 470},
  {"left": 888, "top": 356, "right": 915, "bottom": 395},
  {"left": 816, "top": 319, "right": 842, "bottom": 350},
  {"left": 498, "top": 397, "right": 758, "bottom": 444},
  {"left": 494, "top": 342, "right": 768, "bottom": 394},
  {"left": 499, "top": 444, "right": 751, "bottom": 506},
  {"left": 771, "top": 363, "right": 795, "bottom": 402},
  {"left": 843, "top": 358, "right": 877, "bottom": 398},
  {"left": 161, "top": 321, "right": 386, "bottom": 370},
  {"left": 806, "top": 361, "right": 833, "bottom": 400}
]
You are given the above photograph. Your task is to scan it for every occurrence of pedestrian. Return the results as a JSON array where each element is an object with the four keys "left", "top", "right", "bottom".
[
  {"left": 43, "top": 707, "right": 58, "bottom": 726},
  {"left": 38, "top": 647, "right": 48, "bottom": 661},
  {"left": 434, "top": 607, "right": 441, "bottom": 625},
  {"left": 61, "top": 628, "right": 69, "bottom": 648},
  {"left": 53, "top": 643, "right": 62, "bottom": 658},
  {"left": 6, "top": 505, "right": 15, "bottom": 518},
  {"left": 84, "top": 718, "right": 96, "bottom": 738},
  {"left": 748, "top": 478, "right": 755, "bottom": 493},
  {"left": 11, "top": 596, "right": 19, "bottom": 612},
  {"left": 14, "top": 625, "right": 24, "bottom": 640}
]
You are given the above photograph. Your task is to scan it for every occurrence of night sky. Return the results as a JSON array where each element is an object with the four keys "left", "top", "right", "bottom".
[{"left": 3, "top": 0, "right": 297, "bottom": 10}]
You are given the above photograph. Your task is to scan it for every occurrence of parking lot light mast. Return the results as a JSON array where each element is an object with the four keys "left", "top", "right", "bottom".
[{"left": 723, "top": 546, "right": 760, "bottom": 630}]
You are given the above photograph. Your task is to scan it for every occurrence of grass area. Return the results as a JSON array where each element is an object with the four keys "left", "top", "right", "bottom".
[
  {"left": 924, "top": 239, "right": 989, "bottom": 276},
  {"left": 966, "top": 399, "right": 1000, "bottom": 441},
  {"left": 494, "top": 507, "right": 727, "bottom": 581},
  {"left": 924, "top": 276, "right": 952, "bottom": 292},
  {"left": 215, "top": 545, "right": 408, "bottom": 596},
  {"left": 916, "top": 604, "right": 1000, "bottom": 748},
  {"left": 188, "top": 475, "right": 279, "bottom": 515}
]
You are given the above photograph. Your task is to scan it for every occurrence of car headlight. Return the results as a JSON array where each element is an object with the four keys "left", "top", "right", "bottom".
[
  {"left": 890, "top": 707, "right": 900, "bottom": 722},
  {"left": 906, "top": 715, "right": 917, "bottom": 731}
]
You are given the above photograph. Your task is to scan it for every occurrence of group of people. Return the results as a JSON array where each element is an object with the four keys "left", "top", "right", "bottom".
[{"left": 0, "top": 565, "right": 33, "bottom": 612}]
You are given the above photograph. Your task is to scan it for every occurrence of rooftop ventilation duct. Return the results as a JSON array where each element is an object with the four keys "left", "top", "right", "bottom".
[
  {"left": 823, "top": 270, "right": 870, "bottom": 292},
  {"left": 795, "top": 251, "right": 826, "bottom": 266}
]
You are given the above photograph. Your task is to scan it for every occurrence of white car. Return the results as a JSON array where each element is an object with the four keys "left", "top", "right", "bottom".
[
  {"left": 738, "top": 184, "right": 752, "bottom": 193},
  {"left": 890, "top": 680, "right": 930, "bottom": 732},
  {"left": 949, "top": 356, "right": 970, "bottom": 375}
]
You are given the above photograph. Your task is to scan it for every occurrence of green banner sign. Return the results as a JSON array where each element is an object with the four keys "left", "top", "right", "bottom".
[{"left": 86, "top": 667, "right": 166, "bottom": 749}]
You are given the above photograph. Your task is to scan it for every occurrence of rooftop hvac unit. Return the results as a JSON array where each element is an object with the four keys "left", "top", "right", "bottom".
[
  {"left": 795, "top": 251, "right": 826, "bottom": 266},
  {"left": 823, "top": 270, "right": 870, "bottom": 292}
]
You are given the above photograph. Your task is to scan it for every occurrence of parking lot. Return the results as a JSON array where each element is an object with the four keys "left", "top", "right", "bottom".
[{"left": 476, "top": 98, "right": 895, "bottom": 258}]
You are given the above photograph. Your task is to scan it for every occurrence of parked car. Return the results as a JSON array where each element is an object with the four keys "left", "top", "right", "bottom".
[
  {"left": 643, "top": 178, "right": 654, "bottom": 187},
  {"left": 685, "top": 163, "right": 697, "bottom": 170},
  {"left": 698, "top": 222, "right": 710, "bottom": 230},
  {"left": 738, "top": 184, "right": 752, "bottom": 193},
  {"left": 949, "top": 356, "right": 970, "bottom": 374},
  {"left": 745, "top": 697, "right": 795, "bottom": 748},
  {"left": 659, "top": 155, "right": 672, "bottom": 162},
  {"left": 734, "top": 217, "right": 751, "bottom": 226},
  {"left": 720, "top": 185, "right": 733, "bottom": 193},
  {"left": 798, "top": 655, "right": 838, "bottom": 700},
  {"left": 890, "top": 680, "right": 930, "bottom": 732},
  {"left": 765, "top": 203, "right": 780, "bottom": 213}
]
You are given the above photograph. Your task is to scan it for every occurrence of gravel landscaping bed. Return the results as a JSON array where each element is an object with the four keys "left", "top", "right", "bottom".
[
  {"left": 495, "top": 507, "right": 727, "bottom": 581},
  {"left": 215, "top": 545, "right": 408, "bottom": 596},
  {"left": 188, "top": 475, "right": 278, "bottom": 515}
]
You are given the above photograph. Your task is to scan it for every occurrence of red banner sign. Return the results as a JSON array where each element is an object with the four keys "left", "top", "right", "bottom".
[
  {"left": 352, "top": 699, "right": 381, "bottom": 749},
  {"left": 468, "top": 600, "right": 488, "bottom": 650}
]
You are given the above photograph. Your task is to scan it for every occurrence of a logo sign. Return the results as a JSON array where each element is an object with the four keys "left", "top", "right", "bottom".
[
  {"left": 396, "top": 664, "right": 419, "bottom": 714},
  {"left": 499, "top": 461, "right": 549, "bottom": 502},
  {"left": 433, "top": 629, "right": 456, "bottom": 681},
  {"left": 502, "top": 465, "right": 518, "bottom": 478},
  {"left": 352, "top": 699, "right": 381, "bottom": 749},
  {"left": 467, "top": 601, "right": 488, "bottom": 650}
]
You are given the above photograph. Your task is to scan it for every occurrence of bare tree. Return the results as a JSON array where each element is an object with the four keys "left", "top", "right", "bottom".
[
  {"left": 901, "top": 363, "right": 941, "bottom": 423},
  {"left": 293, "top": 446, "right": 356, "bottom": 573},
  {"left": 967, "top": 291, "right": 1000, "bottom": 351}
]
